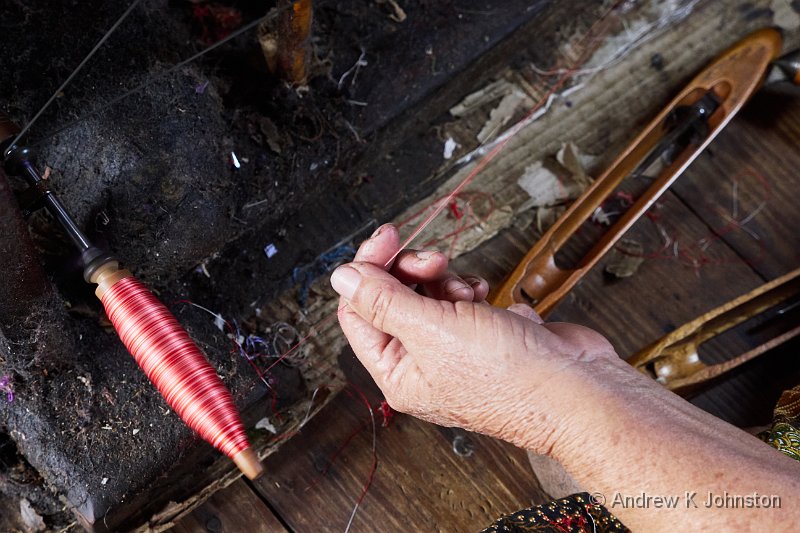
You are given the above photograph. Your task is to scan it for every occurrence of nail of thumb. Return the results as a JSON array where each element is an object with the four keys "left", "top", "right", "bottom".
[
  {"left": 507, "top": 303, "right": 545, "bottom": 324},
  {"left": 331, "top": 266, "right": 362, "bottom": 299}
]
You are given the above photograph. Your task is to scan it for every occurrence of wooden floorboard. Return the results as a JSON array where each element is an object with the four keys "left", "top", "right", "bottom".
[
  {"left": 672, "top": 88, "right": 800, "bottom": 281},
  {"left": 170, "top": 479, "right": 288, "bottom": 533},
  {"left": 246, "top": 356, "right": 545, "bottom": 532},
  {"left": 666, "top": 87, "right": 800, "bottom": 426}
]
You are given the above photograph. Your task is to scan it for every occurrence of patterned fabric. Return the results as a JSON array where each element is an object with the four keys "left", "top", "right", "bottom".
[
  {"left": 483, "top": 384, "right": 800, "bottom": 533},
  {"left": 480, "top": 493, "right": 629, "bottom": 533},
  {"left": 762, "top": 422, "right": 800, "bottom": 461},
  {"left": 759, "top": 385, "right": 800, "bottom": 462}
]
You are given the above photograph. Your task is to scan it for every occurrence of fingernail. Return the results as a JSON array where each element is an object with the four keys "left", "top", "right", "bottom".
[
  {"left": 507, "top": 304, "right": 545, "bottom": 324},
  {"left": 371, "top": 224, "right": 389, "bottom": 238},
  {"left": 414, "top": 250, "right": 437, "bottom": 262},
  {"left": 463, "top": 276, "right": 482, "bottom": 288},
  {"left": 331, "top": 266, "right": 362, "bottom": 299},
  {"left": 444, "top": 278, "right": 470, "bottom": 295}
]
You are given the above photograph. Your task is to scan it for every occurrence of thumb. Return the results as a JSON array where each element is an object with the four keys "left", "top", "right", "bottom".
[{"left": 331, "top": 262, "right": 443, "bottom": 340}]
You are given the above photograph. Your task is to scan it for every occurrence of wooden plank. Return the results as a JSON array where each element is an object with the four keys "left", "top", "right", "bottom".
[
  {"left": 671, "top": 89, "right": 800, "bottom": 281},
  {"left": 690, "top": 337, "right": 800, "bottom": 427},
  {"left": 250, "top": 355, "right": 546, "bottom": 533},
  {"left": 171, "top": 479, "right": 287, "bottom": 533},
  {"left": 360, "top": 0, "right": 800, "bottom": 264},
  {"left": 656, "top": 88, "right": 800, "bottom": 426}
]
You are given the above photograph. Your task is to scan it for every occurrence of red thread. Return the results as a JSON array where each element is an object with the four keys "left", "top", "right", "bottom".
[
  {"left": 448, "top": 199, "right": 463, "bottom": 220},
  {"left": 311, "top": 420, "right": 367, "bottom": 483},
  {"left": 192, "top": 4, "right": 242, "bottom": 44},
  {"left": 103, "top": 277, "right": 250, "bottom": 458},
  {"left": 614, "top": 191, "right": 635, "bottom": 206},
  {"left": 260, "top": 0, "right": 628, "bottom": 381},
  {"left": 174, "top": 299, "right": 274, "bottom": 390},
  {"left": 304, "top": 383, "right": 378, "bottom": 516},
  {"left": 345, "top": 383, "right": 378, "bottom": 518},
  {"left": 624, "top": 168, "right": 772, "bottom": 272},
  {"left": 385, "top": 0, "right": 625, "bottom": 268},
  {"left": 378, "top": 400, "right": 394, "bottom": 427},
  {"left": 262, "top": 312, "right": 340, "bottom": 374},
  {"left": 396, "top": 191, "right": 497, "bottom": 258}
]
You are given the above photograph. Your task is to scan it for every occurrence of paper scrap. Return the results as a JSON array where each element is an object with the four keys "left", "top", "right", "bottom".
[
  {"left": 20, "top": 499, "right": 46, "bottom": 532},
  {"left": 772, "top": 0, "right": 800, "bottom": 30},
  {"left": 443, "top": 137, "right": 458, "bottom": 159},
  {"left": 517, "top": 161, "right": 582, "bottom": 208},
  {"left": 556, "top": 142, "right": 596, "bottom": 188},
  {"left": 478, "top": 89, "right": 533, "bottom": 144},
  {"left": 264, "top": 243, "right": 278, "bottom": 259},
  {"left": 605, "top": 239, "right": 645, "bottom": 278},
  {"left": 256, "top": 417, "right": 278, "bottom": 434}
]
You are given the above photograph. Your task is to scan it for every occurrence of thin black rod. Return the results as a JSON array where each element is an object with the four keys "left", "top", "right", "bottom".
[{"left": 22, "top": 161, "right": 93, "bottom": 251}]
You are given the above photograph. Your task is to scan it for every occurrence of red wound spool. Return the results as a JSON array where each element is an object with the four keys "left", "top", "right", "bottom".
[{"left": 101, "top": 276, "right": 250, "bottom": 459}]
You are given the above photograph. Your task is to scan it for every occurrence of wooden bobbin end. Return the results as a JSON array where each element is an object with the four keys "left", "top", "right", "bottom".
[
  {"left": 232, "top": 447, "right": 264, "bottom": 480},
  {"left": 89, "top": 260, "right": 133, "bottom": 300}
]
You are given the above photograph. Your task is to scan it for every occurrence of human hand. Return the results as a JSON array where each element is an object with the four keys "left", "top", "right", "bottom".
[
  {"left": 334, "top": 226, "right": 800, "bottom": 533},
  {"left": 332, "top": 223, "right": 620, "bottom": 455}
]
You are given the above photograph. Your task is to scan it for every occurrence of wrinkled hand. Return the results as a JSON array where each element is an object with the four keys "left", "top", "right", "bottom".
[{"left": 332, "top": 224, "right": 619, "bottom": 455}]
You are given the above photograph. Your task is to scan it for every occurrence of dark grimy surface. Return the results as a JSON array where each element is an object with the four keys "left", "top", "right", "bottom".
[{"left": 0, "top": 0, "right": 560, "bottom": 530}]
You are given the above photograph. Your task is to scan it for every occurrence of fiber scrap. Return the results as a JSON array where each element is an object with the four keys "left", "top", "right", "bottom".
[
  {"left": 0, "top": 374, "right": 13, "bottom": 402},
  {"left": 605, "top": 239, "right": 646, "bottom": 278},
  {"left": 293, "top": 245, "right": 356, "bottom": 306}
]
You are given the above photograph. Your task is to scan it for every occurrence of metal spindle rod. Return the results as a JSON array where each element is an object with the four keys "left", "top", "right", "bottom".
[{"left": 21, "top": 160, "right": 93, "bottom": 252}]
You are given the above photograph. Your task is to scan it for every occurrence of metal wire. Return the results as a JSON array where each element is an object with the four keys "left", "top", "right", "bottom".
[
  {"left": 4, "top": 0, "right": 145, "bottom": 156},
  {"left": 32, "top": 5, "right": 291, "bottom": 147}
]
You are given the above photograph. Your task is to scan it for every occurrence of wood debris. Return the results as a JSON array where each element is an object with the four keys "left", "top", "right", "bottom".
[
  {"left": 605, "top": 239, "right": 645, "bottom": 278},
  {"left": 259, "top": 0, "right": 314, "bottom": 85},
  {"left": 450, "top": 78, "right": 535, "bottom": 144},
  {"left": 772, "top": 0, "right": 800, "bottom": 30},
  {"left": 556, "top": 141, "right": 596, "bottom": 188},
  {"left": 375, "top": 0, "right": 407, "bottom": 22}
]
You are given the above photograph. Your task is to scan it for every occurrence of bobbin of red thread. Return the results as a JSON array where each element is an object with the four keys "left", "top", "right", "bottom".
[{"left": 91, "top": 261, "right": 263, "bottom": 480}]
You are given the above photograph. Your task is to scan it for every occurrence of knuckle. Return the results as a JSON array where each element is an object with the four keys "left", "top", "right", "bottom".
[
  {"left": 364, "top": 281, "right": 398, "bottom": 331},
  {"left": 384, "top": 394, "right": 407, "bottom": 413},
  {"left": 452, "top": 300, "right": 475, "bottom": 319},
  {"left": 337, "top": 301, "right": 357, "bottom": 323},
  {"left": 521, "top": 329, "right": 542, "bottom": 355}
]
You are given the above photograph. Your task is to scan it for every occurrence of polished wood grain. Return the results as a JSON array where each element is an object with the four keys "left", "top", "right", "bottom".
[
  {"left": 489, "top": 29, "right": 783, "bottom": 315},
  {"left": 627, "top": 268, "right": 800, "bottom": 394}
]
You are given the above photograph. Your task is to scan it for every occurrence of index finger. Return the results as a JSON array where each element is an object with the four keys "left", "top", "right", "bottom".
[{"left": 355, "top": 224, "right": 400, "bottom": 269}]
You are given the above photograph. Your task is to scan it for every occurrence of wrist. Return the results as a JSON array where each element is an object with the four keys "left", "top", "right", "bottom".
[{"left": 504, "top": 353, "right": 651, "bottom": 459}]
